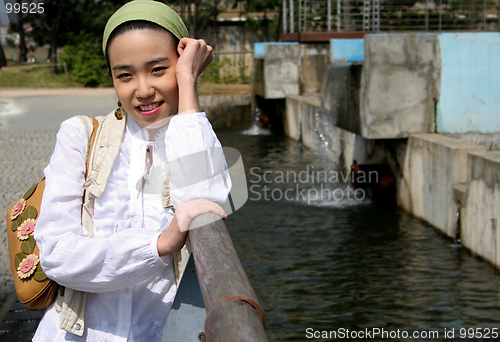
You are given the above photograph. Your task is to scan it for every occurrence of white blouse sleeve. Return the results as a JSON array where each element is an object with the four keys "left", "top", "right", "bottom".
[
  {"left": 165, "top": 112, "right": 232, "bottom": 207},
  {"left": 35, "top": 117, "right": 169, "bottom": 293}
]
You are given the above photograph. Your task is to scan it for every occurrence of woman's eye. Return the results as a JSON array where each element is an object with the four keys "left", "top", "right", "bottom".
[
  {"left": 117, "top": 73, "right": 131, "bottom": 79},
  {"left": 152, "top": 67, "right": 166, "bottom": 73}
]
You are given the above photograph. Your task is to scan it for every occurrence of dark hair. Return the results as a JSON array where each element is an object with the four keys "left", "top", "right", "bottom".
[{"left": 106, "top": 20, "right": 180, "bottom": 72}]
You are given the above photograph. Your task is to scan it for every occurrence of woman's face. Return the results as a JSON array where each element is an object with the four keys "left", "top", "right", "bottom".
[{"left": 108, "top": 29, "right": 179, "bottom": 127}]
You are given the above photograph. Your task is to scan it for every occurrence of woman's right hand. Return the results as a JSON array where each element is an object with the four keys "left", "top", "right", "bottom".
[{"left": 157, "top": 199, "right": 227, "bottom": 256}]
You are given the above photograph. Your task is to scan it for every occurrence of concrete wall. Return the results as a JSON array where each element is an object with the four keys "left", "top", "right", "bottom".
[
  {"left": 280, "top": 32, "right": 500, "bottom": 270},
  {"left": 360, "top": 33, "right": 441, "bottom": 139},
  {"left": 330, "top": 38, "right": 364, "bottom": 62},
  {"left": 437, "top": 33, "right": 500, "bottom": 134},
  {"left": 301, "top": 44, "right": 329, "bottom": 95},
  {"left": 254, "top": 43, "right": 301, "bottom": 99},
  {"left": 263, "top": 32, "right": 500, "bottom": 138},
  {"left": 398, "top": 134, "right": 500, "bottom": 269},
  {"left": 285, "top": 95, "right": 321, "bottom": 149},
  {"left": 200, "top": 94, "right": 252, "bottom": 130},
  {"left": 359, "top": 32, "right": 500, "bottom": 138},
  {"left": 254, "top": 43, "right": 329, "bottom": 99},
  {"left": 398, "top": 134, "right": 485, "bottom": 238},
  {"left": 462, "top": 150, "right": 500, "bottom": 266}
]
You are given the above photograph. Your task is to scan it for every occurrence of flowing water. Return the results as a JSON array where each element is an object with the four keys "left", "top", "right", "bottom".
[{"left": 219, "top": 130, "right": 500, "bottom": 342}]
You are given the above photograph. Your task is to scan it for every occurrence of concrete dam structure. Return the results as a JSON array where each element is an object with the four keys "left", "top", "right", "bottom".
[{"left": 254, "top": 32, "right": 500, "bottom": 269}]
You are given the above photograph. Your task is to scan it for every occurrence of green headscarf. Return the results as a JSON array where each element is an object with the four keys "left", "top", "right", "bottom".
[{"left": 102, "top": 0, "right": 189, "bottom": 56}]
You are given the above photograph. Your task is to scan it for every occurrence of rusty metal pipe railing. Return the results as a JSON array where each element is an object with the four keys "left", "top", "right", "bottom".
[{"left": 189, "top": 213, "right": 268, "bottom": 342}]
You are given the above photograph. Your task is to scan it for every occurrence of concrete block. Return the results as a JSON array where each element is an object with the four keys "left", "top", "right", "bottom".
[
  {"left": 453, "top": 183, "right": 467, "bottom": 207},
  {"left": 253, "top": 42, "right": 298, "bottom": 59},
  {"left": 463, "top": 150, "right": 500, "bottom": 267},
  {"left": 437, "top": 33, "right": 500, "bottom": 134},
  {"left": 330, "top": 39, "right": 364, "bottom": 62},
  {"left": 300, "top": 98, "right": 320, "bottom": 150},
  {"left": 301, "top": 44, "right": 329, "bottom": 94},
  {"left": 398, "top": 134, "right": 485, "bottom": 238},
  {"left": 200, "top": 95, "right": 252, "bottom": 130},
  {"left": 254, "top": 43, "right": 301, "bottom": 99},
  {"left": 285, "top": 95, "right": 321, "bottom": 146},
  {"left": 360, "top": 33, "right": 440, "bottom": 139},
  {"left": 284, "top": 95, "right": 305, "bottom": 142}
]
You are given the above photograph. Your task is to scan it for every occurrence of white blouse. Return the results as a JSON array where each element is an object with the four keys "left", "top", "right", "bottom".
[{"left": 33, "top": 112, "right": 231, "bottom": 341}]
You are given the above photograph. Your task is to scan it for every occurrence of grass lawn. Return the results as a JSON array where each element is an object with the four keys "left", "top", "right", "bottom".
[
  {"left": 0, "top": 62, "right": 79, "bottom": 88},
  {"left": 0, "top": 62, "right": 252, "bottom": 95},
  {"left": 197, "top": 82, "right": 251, "bottom": 95}
]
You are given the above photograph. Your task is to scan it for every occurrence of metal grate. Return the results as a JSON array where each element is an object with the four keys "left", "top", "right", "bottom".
[{"left": 282, "top": 0, "right": 500, "bottom": 33}]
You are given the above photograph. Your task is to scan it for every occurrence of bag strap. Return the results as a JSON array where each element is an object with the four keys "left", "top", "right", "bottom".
[
  {"left": 80, "top": 116, "right": 99, "bottom": 237},
  {"left": 81, "top": 116, "right": 99, "bottom": 215},
  {"left": 80, "top": 116, "right": 99, "bottom": 238},
  {"left": 85, "top": 117, "right": 99, "bottom": 179}
]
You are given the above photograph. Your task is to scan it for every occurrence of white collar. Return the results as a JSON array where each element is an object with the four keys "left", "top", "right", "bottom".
[{"left": 126, "top": 114, "right": 174, "bottom": 142}]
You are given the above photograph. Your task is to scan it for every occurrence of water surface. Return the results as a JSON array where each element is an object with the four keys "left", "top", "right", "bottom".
[{"left": 219, "top": 131, "right": 500, "bottom": 342}]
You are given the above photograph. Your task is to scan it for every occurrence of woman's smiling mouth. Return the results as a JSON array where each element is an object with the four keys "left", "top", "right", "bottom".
[{"left": 137, "top": 101, "right": 164, "bottom": 115}]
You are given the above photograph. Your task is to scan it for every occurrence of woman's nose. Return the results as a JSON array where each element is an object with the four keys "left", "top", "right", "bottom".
[{"left": 136, "top": 77, "right": 154, "bottom": 99}]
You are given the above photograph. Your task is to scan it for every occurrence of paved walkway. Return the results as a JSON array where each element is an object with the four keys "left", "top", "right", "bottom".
[
  {"left": 0, "top": 88, "right": 118, "bottom": 340},
  {"left": 0, "top": 88, "right": 117, "bottom": 131}
]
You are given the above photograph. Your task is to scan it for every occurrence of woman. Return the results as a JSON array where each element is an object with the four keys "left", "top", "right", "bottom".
[{"left": 33, "top": 1, "right": 231, "bottom": 340}]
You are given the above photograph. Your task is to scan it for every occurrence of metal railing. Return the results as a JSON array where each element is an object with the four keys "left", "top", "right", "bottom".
[{"left": 282, "top": 0, "right": 500, "bottom": 33}]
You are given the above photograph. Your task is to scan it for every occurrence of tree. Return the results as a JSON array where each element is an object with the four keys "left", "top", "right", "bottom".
[
  {"left": 15, "top": 0, "right": 28, "bottom": 62},
  {"left": 27, "top": 0, "right": 127, "bottom": 74},
  {"left": 45, "top": 0, "right": 64, "bottom": 73},
  {"left": 237, "top": 0, "right": 280, "bottom": 38},
  {"left": 165, "top": 0, "right": 225, "bottom": 38},
  {"left": 0, "top": 45, "right": 7, "bottom": 67}
]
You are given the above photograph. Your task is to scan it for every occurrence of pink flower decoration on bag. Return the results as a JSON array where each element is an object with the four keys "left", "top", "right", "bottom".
[
  {"left": 17, "top": 254, "right": 39, "bottom": 279},
  {"left": 17, "top": 219, "right": 36, "bottom": 240},
  {"left": 10, "top": 198, "right": 26, "bottom": 221}
]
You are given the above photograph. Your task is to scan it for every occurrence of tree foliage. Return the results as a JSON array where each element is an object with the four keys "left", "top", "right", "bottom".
[
  {"left": 9, "top": 0, "right": 280, "bottom": 86},
  {"left": 59, "top": 32, "right": 112, "bottom": 87}
]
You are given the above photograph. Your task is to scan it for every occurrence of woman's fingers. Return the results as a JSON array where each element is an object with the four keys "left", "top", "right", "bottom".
[
  {"left": 176, "top": 38, "right": 213, "bottom": 79},
  {"left": 176, "top": 199, "right": 227, "bottom": 231},
  {"left": 157, "top": 199, "right": 226, "bottom": 255}
]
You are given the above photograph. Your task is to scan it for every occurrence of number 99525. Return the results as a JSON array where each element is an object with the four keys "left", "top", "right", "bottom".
[
  {"left": 5, "top": 2, "right": 44, "bottom": 14},
  {"left": 459, "top": 328, "right": 498, "bottom": 339}
]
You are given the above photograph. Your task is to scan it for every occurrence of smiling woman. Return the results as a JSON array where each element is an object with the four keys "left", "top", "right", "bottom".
[
  {"left": 30, "top": 1, "right": 231, "bottom": 341},
  {"left": 108, "top": 28, "right": 181, "bottom": 126}
]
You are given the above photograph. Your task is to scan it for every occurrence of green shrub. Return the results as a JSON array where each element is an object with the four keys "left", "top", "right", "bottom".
[
  {"left": 60, "top": 33, "right": 112, "bottom": 87},
  {"left": 201, "top": 56, "right": 250, "bottom": 84}
]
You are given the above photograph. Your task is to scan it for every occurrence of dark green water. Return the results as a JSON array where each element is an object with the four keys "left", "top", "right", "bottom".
[{"left": 220, "top": 130, "right": 500, "bottom": 342}]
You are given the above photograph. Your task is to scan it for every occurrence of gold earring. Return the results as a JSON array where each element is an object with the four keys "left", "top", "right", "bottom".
[{"left": 115, "top": 101, "right": 124, "bottom": 120}]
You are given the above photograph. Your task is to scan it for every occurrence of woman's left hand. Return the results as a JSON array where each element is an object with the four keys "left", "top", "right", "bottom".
[
  {"left": 157, "top": 199, "right": 227, "bottom": 257},
  {"left": 176, "top": 38, "right": 213, "bottom": 82}
]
